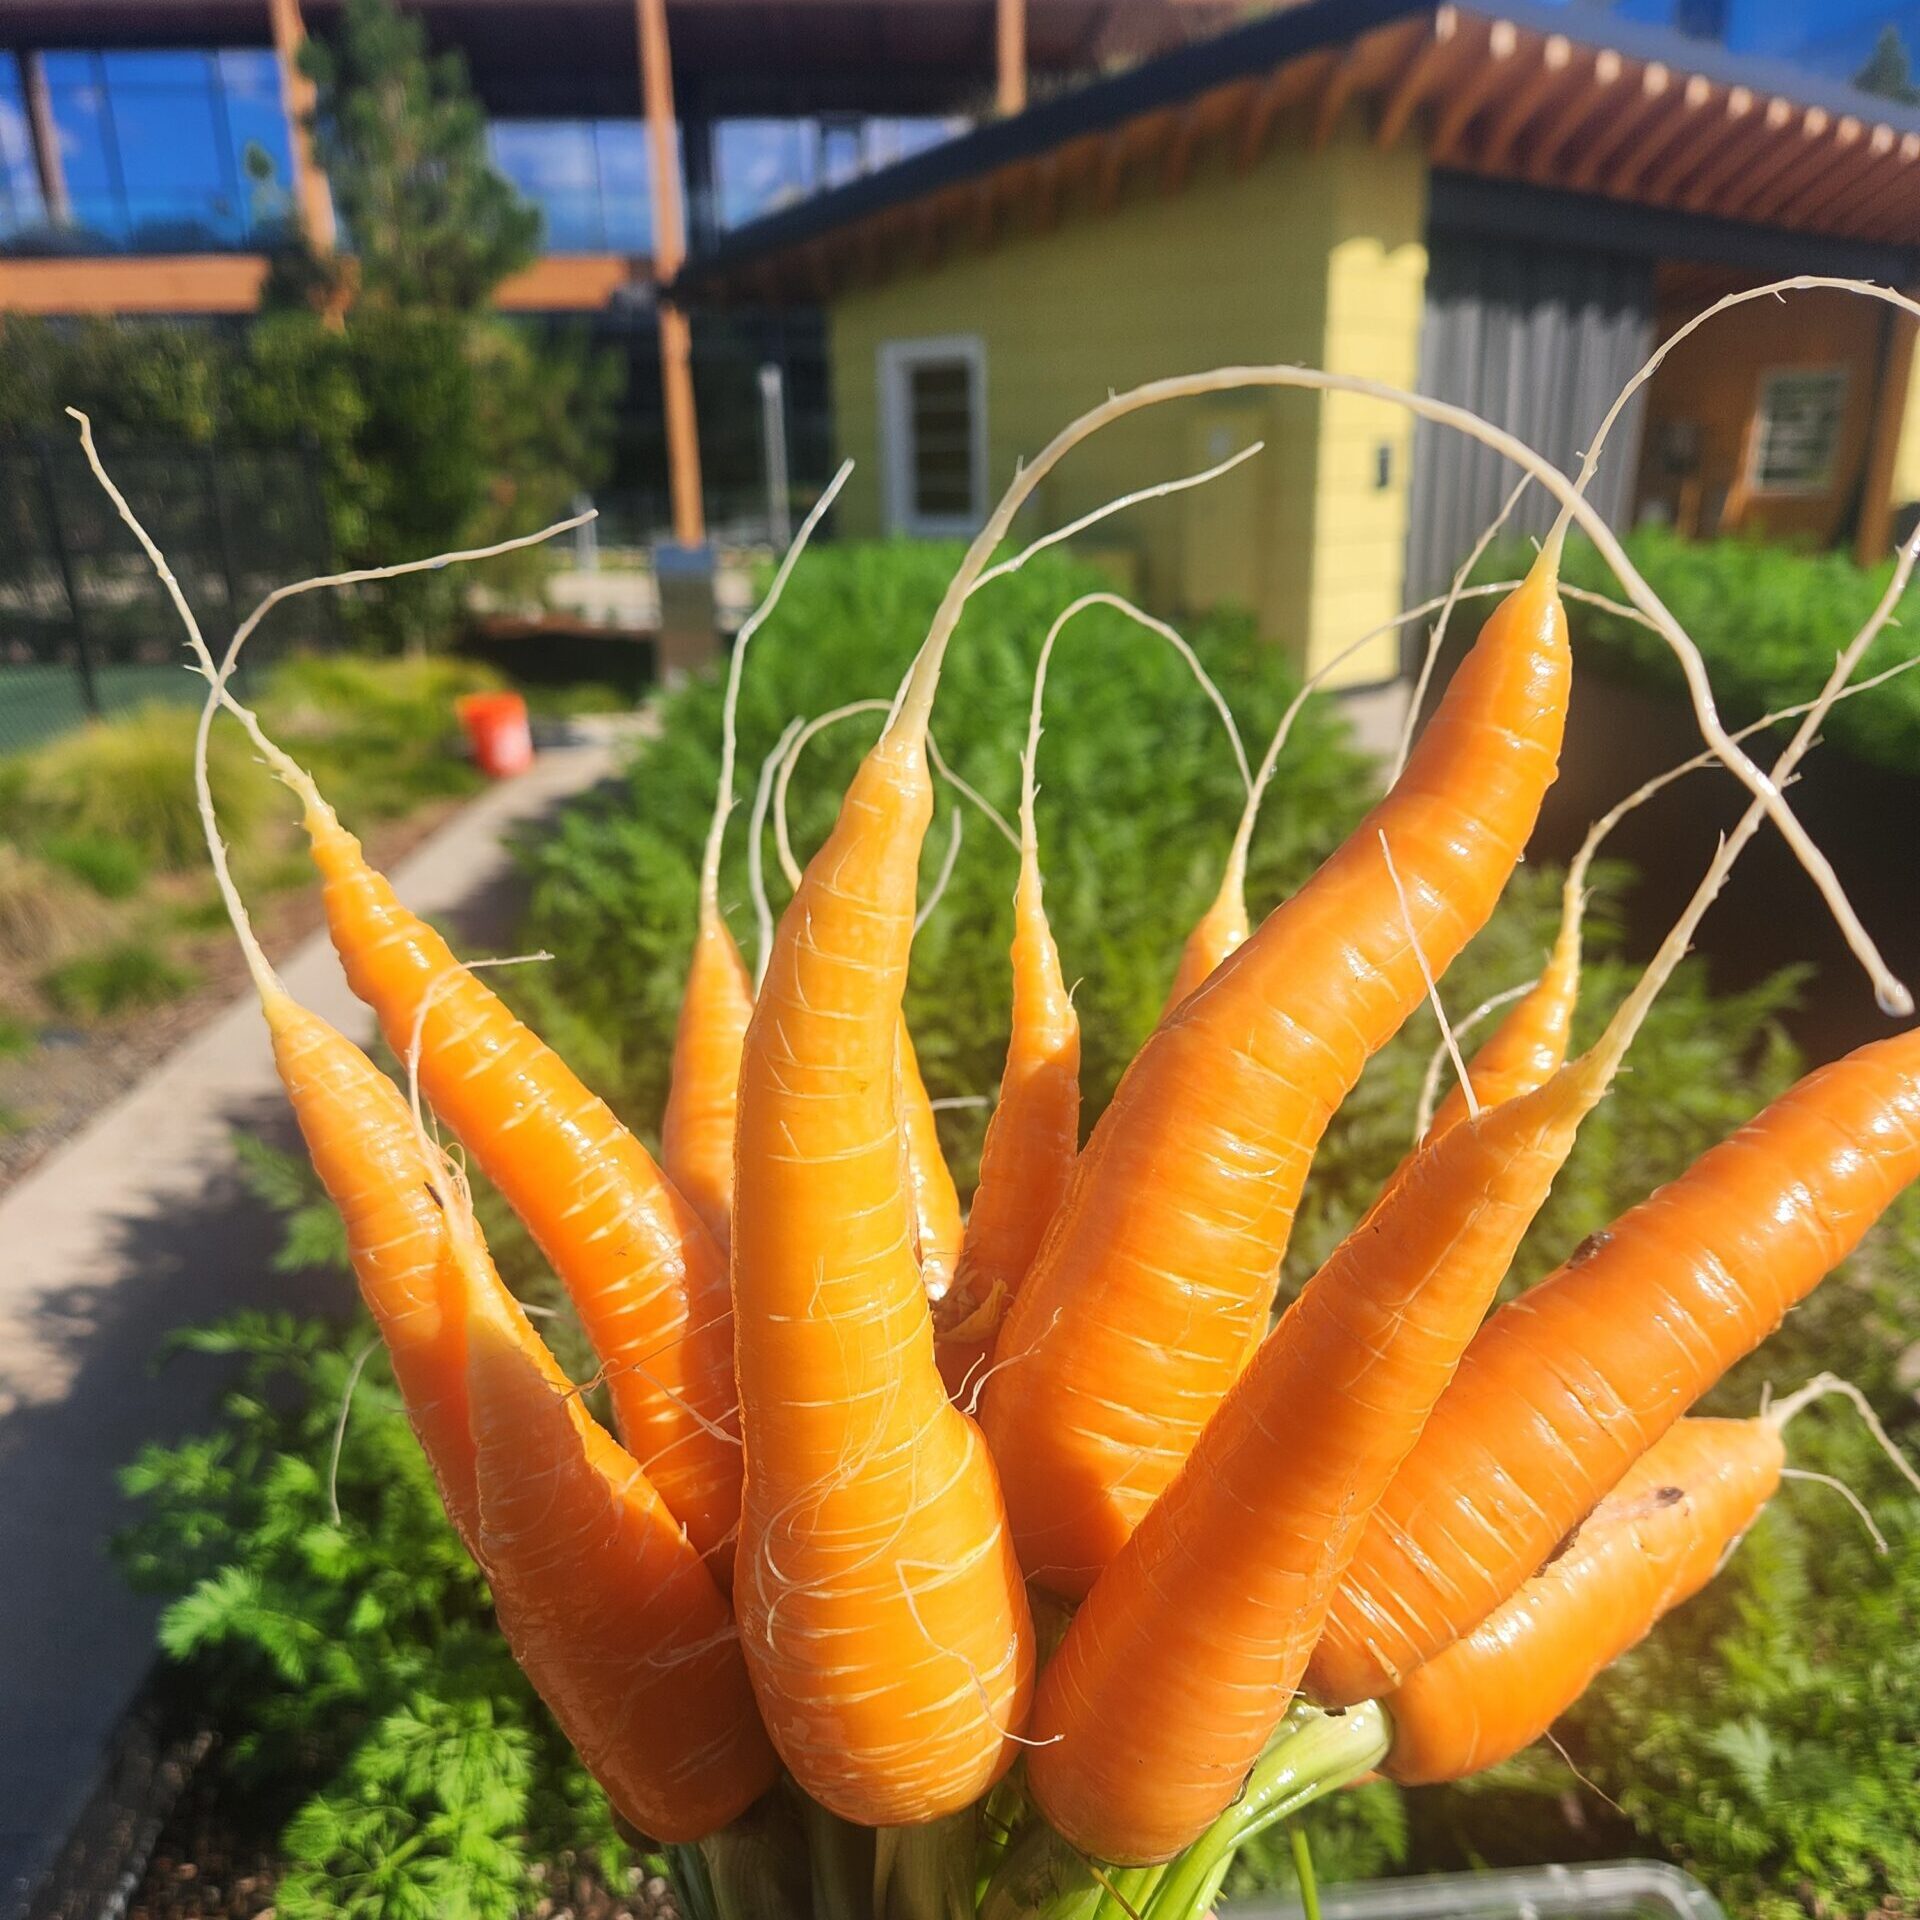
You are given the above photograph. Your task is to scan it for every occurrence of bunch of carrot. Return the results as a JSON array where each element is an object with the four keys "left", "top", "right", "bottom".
[{"left": 77, "top": 274, "right": 1920, "bottom": 1920}]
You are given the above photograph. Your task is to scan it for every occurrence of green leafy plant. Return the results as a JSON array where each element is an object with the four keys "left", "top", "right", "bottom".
[
  {"left": 41, "top": 939, "right": 196, "bottom": 1018},
  {"left": 40, "top": 830, "right": 148, "bottom": 899},
  {"left": 1488, "top": 528, "right": 1920, "bottom": 776},
  {"left": 119, "top": 1296, "right": 630, "bottom": 1920}
]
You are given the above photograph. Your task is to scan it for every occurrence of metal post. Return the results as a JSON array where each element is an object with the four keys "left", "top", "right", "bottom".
[
  {"left": 33, "top": 439, "right": 99, "bottom": 717},
  {"left": 759, "top": 361, "right": 791, "bottom": 549}
]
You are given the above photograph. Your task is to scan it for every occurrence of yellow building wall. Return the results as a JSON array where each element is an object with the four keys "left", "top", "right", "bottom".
[
  {"left": 826, "top": 115, "right": 1429, "bottom": 682},
  {"left": 1892, "top": 328, "right": 1920, "bottom": 510}
]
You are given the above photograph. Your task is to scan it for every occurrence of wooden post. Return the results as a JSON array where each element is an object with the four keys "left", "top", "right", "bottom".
[
  {"left": 997, "top": 0, "right": 1027, "bottom": 117},
  {"left": 636, "top": 0, "right": 705, "bottom": 545},
  {"left": 23, "top": 54, "right": 68, "bottom": 225},
  {"left": 266, "top": 0, "right": 337, "bottom": 252},
  {"left": 1856, "top": 300, "right": 1919, "bottom": 566}
]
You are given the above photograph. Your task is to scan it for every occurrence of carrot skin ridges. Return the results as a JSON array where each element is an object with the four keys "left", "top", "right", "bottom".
[
  {"left": 1426, "top": 902, "right": 1582, "bottom": 1144},
  {"left": 663, "top": 906, "right": 756, "bottom": 1249},
  {"left": 463, "top": 1243, "right": 779, "bottom": 1842},
  {"left": 303, "top": 807, "right": 741, "bottom": 1583},
  {"left": 1312, "top": 1024, "right": 1920, "bottom": 1708},
  {"left": 983, "top": 560, "right": 1571, "bottom": 1598},
  {"left": 731, "top": 736, "right": 1034, "bottom": 1826},
  {"left": 939, "top": 860, "right": 1082, "bottom": 1390},
  {"left": 1025, "top": 1067, "right": 1590, "bottom": 1864},
  {"left": 899, "top": 1013, "right": 965, "bottom": 1300},
  {"left": 263, "top": 990, "right": 479, "bottom": 1544},
  {"left": 1384, "top": 1417, "right": 1784, "bottom": 1786}
]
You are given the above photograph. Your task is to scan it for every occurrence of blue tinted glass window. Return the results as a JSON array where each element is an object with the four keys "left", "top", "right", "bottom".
[
  {"left": 0, "top": 56, "right": 47, "bottom": 237},
  {"left": 714, "top": 120, "right": 815, "bottom": 228},
  {"left": 594, "top": 122, "right": 651, "bottom": 252},
  {"left": 218, "top": 50, "right": 295, "bottom": 240},
  {"left": 487, "top": 119, "right": 651, "bottom": 251},
  {"left": 103, "top": 51, "right": 236, "bottom": 245},
  {"left": 37, "top": 46, "right": 296, "bottom": 250}
]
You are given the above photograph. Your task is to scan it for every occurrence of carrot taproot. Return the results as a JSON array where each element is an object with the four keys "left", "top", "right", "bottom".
[
  {"left": 730, "top": 710, "right": 1034, "bottom": 1824},
  {"left": 89, "top": 419, "right": 776, "bottom": 1848},
  {"left": 663, "top": 470, "right": 849, "bottom": 1246},
  {"left": 459, "top": 1197, "right": 778, "bottom": 1842},
  {"left": 1309, "top": 527, "right": 1920, "bottom": 1708},
  {"left": 1381, "top": 1415, "right": 1784, "bottom": 1787},
  {"left": 940, "top": 590, "right": 1243, "bottom": 1387},
  {"left": 1311, "top": 1019, "right": 1920, "bottom": 1706},
  {"left": 1024, "top": 1051, "right": 1606, "bottom": 1863},
  {"left": 772, "top": 699, "right": 1001, "bottom": 1306},
  {"left": 171, "top": 660, "right": 744, "bottom": 1582},
  {"left": 981, "top": 547, "right": 1571, "bottom": 1598}
]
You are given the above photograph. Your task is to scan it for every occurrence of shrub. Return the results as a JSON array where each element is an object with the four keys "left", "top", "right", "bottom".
[
  {"left": 4, "top": 704, "right": 279, "bottom": 872},
  {"left": 0, "top": 845, "right": 110, "bottom": 965},
  {"left": 42, "top": 939, "right": 196, "bottom": 1018},
  {"left": 1488, "top": 527, "right": 1920, "bottom": 776},
  {"left": 40, "top": 831, "right": 148, "bottom": 899}
]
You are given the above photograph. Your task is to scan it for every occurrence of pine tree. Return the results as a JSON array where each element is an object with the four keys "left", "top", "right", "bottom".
[
  {"left": 1855, "top": 23, "right": 1920, "bottom": 107},
  {"left": 281, "top": 0, "right": 541, "bottom": 313}
]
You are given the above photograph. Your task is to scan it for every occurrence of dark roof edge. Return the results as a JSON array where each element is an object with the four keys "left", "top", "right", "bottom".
[
  {"left": 674, "top": 0, "right": 1424, "bottom": 287},
  {"left": 676, "top": 0, "right": 1920, "bottom": 293}
]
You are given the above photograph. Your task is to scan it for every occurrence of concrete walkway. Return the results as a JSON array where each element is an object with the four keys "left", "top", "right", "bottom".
[{"left": 0, "top": 730, "right": 627, "bottom": 1917}]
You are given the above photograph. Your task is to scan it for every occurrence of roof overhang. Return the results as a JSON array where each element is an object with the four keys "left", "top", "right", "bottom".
[{"left": 681, "top": 0, "right": 1920, "bottom": 302}]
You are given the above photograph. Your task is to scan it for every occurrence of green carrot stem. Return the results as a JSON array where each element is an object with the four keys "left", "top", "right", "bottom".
[
  {"left": 1144, "top": 1703, "right": 1390, "bottom": 1920},
  {"left": 1292, "top": 1828, "right": 1323, "bottom": 1920},
  {"left": 801, "top": 1794, "right": 877, "bottom": 1920}
]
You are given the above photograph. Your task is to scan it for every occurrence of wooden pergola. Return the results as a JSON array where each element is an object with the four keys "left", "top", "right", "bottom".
[{"left": 686, "top": 2, "right": 1920, "bottom": 305}]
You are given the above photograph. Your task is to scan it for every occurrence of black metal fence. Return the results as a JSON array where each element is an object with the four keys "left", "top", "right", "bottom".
[{"left": 0, "top": 437, "right": 335, "bottom": 754}]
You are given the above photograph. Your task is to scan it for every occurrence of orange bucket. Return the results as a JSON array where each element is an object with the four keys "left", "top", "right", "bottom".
[{"left": 456, "top": 691, "right": 534, "bottom": 778}]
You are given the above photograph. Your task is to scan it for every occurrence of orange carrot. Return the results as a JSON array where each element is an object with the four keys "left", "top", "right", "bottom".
[
  {"left": 773, "top": 699, "right": 983, "bottom": 1305},
  {"left": 177, "top": 657, "right": 743, "bottom": 1581},
  {"left": 731, "top": 707, "right": 1032, "bottom": 1827},
  {"left": 1026, "top": 1056, "right": 1604, "bottom": 1863},
  {"left": 982, "top": 549, "right": 1571, "bottom": 1598},
  {"left": 1381, "top": 1415, "right": 1783, "bottom": 1786},
  {"left": 663, "top": 907, "right": 754, "bottom": 1250},
  {"left": 663, "top": 471, "right": 849, "bottom": 1246},
  {"left": 1310, "top": 536, "right": 1920, "bottom": 1707},
  {"left": 459, "top": 1201, "right": 778, "bottom": 1842},
  {"left": 97, "top": 415, "right": 780, "bottom": 1849},
  {"left": 1311, "top": 1022, "right": 1920, "bottom": 1706},
  {"left": 943, "top": 591, "right": 1241, "bottom": 1388}
]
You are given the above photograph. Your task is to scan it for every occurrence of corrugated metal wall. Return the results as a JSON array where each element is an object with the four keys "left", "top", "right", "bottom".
[{"left": 1404, "top": 234, "right": 1654, "bottom": 616}]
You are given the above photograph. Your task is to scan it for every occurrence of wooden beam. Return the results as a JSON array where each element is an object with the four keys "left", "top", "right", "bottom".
[
  {"left": 1638, "top": 82, "right": 1751, "bottom": 200},
  {"left": 1777, "top": 120, "right": 1892, "bottom": 227},
  {"left": 997, "top": 0, "right": 1026, "bottom": 117},
  {"left": 1311, "top": 43, "right": 1364, "bottom": 151},
  {"left": 1608, "top": 72, "right": 1713, "bottom": 196},
  {"left": 1234, "top": 51, "right": 1333, "bottom": 173},
  {"left": 1730, "top": 110, "right": 1854, "bottom": 223},
  {"left": 1373, "top": 6, "right": 1461, "bottom": 152},
  {"left": 1162, "top": 97, "right": 1211, "bottom": 193},
  {"left": 1832, "top": 131, "right": 1920, "bottom": 238},
  {"left": 1679, "top": 92, "right": 1793, "bottom": 209},
  {"left": 495, "top": 254, "right": 638, "bottom": 309},
  {"left": 1800, "top": 125, "right": 1906, "bottom": 230},
  {"left": 1565, "top": 61, "right": 1671, "bottom": 191},
  {"left": 0, "top": 253, "right": 267, "bottom": 315},
  {"left": 267, "top": 0, "right": 336, "bottom": 252},
  {"left": 1473, "top": 33, "right": 1573, "bottom": 172},
  {"left": 1429, "top": 19, "right": 1519, "bottom": 157},
  {"left": 1095, "top": 123, "right": 1131, "bottom": 209},
  {"left": 1524, "top": 46, "right": 1621, "bottom": 182},
  {"left": 1856, "top": 300, "right": 1918, "bottom": 564},
  {"left": 1031, "top": 150, "right": 1063, "bottom": 231},
  {"left": 1710, "top": 104, "right": 1830, "bottom": 221},
  {"left": 635, "top": 0, "right": 701, "bottom": 545}
]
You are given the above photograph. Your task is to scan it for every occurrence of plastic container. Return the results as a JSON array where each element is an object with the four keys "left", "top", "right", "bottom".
[
  {"left": 456, "top": 690, "right": 534, "bottom": 778},
  {"left": 1231, "top": 1860, "right": 1727, "bottom": 1920}
]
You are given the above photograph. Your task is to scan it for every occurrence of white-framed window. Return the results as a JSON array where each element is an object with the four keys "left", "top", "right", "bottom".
[
  {"left": 1748, "top": 366, "right": 1849, "bottom": 496},
  {"left": 878, "top": 335, "right": 987, "bottom": 536}
]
